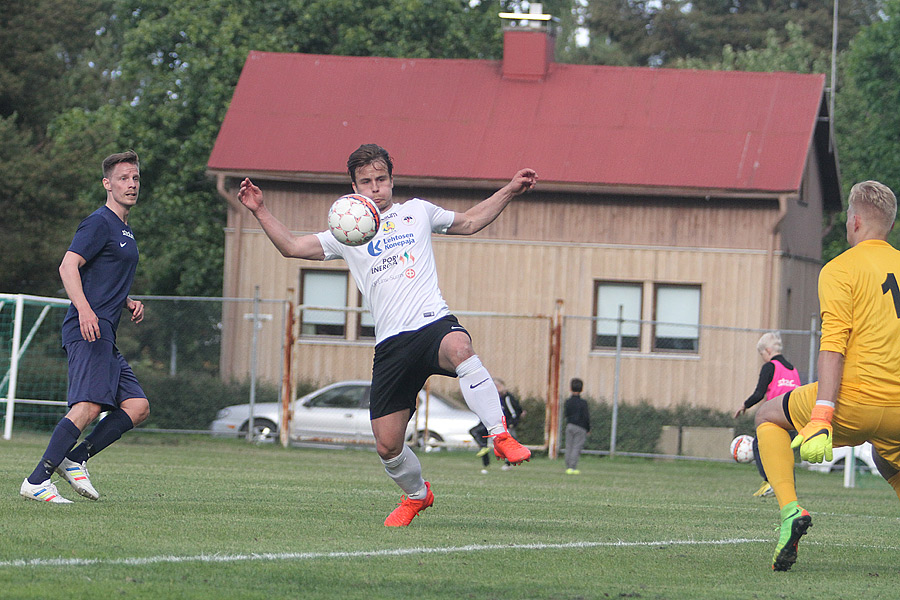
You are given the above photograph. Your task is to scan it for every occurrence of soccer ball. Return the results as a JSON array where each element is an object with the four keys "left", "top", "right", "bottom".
[
  {"left": 328, "top": 194, "right": 381, "bottom": 246},
  {"left": 730, "top": 434, "right": 755, "bottom": 463}
]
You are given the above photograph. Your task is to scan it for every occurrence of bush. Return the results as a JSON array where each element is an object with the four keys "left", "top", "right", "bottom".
[
  {"left": 135, "top": 369, "right": 304, "bottom": 430},
  {"left": 512, "top": 394, "right": 757, "bottom": 454}
]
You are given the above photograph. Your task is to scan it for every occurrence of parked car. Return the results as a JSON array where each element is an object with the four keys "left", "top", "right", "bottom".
[
  {"left": 210, "top": 380, "right": 481, "bottom": 451},
  {"left": 803, "top": 441, "right": 878, "bottom": 474}
]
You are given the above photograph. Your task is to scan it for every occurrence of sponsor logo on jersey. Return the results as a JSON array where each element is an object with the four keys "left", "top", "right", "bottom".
[
  {"left": 382, "top": 221, "right": 396, "bottom": 234},
  {"left": 121, "top": 229, "right": 135, "bottom": 240},
  {"left": 777, "top": 378, "right": 799, "bottom": 389},
  {"left": 370, "top": 251, "right": 415, "bottom": 275}
]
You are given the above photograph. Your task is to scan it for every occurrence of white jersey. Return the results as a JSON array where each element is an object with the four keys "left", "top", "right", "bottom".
[{"left": 316, "top": 198, "right": 456, "bottom": 344}]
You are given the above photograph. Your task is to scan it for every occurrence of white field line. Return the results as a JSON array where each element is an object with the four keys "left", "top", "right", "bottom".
[{"left": 1, "top": 538, "right": 768, "bottom": 568}]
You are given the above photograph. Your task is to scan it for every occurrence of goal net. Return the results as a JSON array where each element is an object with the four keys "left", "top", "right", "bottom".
[{"left": 1, "top": 294, "right": 70, "bottom": 440}]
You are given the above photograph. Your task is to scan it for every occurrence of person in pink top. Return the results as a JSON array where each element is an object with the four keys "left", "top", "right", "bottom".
[{"left": 734, "top": 332, "right": 802, "bottom": 497}]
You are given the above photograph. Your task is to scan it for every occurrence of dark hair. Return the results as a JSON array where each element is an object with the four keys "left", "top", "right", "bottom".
[
  {"left": 570, "top": 378, "right": 583, "bottom": 393},
  {"left": 347, "top": 144, "right": 393, "bottom": 183},
  {"left": 102, "top": 150, "right": 139, "bottom": 179}
]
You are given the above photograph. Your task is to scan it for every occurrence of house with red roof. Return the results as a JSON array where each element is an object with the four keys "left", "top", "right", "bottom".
[{"left": 208, "top": 15, "right": 840, "bottom": 414}]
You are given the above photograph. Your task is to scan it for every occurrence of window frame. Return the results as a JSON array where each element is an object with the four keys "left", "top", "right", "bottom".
[
  {"left": 652, "top": 283, "right": 701, "bottom": 354},
  {"left": 299, "top": 269, "right": 349, "bottom": 338},
  {"left": 592, "top": 280, "right": 643, "bottom": 351}
]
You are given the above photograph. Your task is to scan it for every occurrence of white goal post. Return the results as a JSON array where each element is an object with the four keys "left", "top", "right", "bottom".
[{"left": 1, "top": 293, "right": 71, "bottom": 440}]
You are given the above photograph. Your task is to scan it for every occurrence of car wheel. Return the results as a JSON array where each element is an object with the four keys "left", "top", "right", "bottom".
[
  {"left": 415, "top": 431, "right": 444, "bottom": 453},
  {"left": 239, "top": 418, "right": 278, "bottom": 442}
]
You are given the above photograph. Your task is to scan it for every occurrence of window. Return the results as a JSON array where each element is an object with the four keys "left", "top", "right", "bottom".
[
  {"left": 594, "top": 282, "right": 642, "bottom": 349},
  {"left": 300, "top": 270, "right": 347, "bottom": 336},
  {"left": 306, "top": 384, "right": 369, "bottom": 409},
  {"left": 654, "top": 285, "right": 700, "bottom": 352},
  {"left": 358, "top": 297, "right": 375, "bottom": 340}
]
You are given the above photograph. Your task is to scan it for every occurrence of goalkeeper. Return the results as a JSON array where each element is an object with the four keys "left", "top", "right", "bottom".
[{"left": 755, "top": 180, "right": 900, "bottom": 571}]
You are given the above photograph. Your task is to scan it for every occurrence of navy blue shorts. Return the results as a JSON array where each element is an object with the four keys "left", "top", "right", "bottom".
[
  {"left": 369, "top": 315, "right": 470, "bottom": 420},
  {"left": 64, "top": 339, "right": 146, "bottom": 409}
]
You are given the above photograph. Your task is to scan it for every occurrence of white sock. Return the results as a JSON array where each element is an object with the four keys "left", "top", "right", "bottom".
[
  {"left": 381, "top": 445, "right": 427, "bottom": 498},
  {"left": 456, "top": 355, "right": 504, "bottom": 434}
]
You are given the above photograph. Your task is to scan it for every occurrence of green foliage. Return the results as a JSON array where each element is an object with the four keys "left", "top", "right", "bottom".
[
  {"left": 674, "top": 22, "right": 831, "bottom": 73},
  {"left": 517, "top": 394, "right": 756, "bottom": 453},
  {"left": 135, "top": 370, "right": 281, "bottom": 430},
  {"left": 582, "top": 0, "right": 879, "bottom": 67}
]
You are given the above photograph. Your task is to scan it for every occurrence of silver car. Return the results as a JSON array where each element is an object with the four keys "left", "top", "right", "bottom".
[{"left": 210, "top": 380, "right": 481, "bottom": 451}]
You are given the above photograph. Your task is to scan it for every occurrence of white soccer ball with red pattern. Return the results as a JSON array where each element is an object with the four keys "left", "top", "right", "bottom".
[
  {"left": 730, "top": 434, "right": 755, "bottom": 463},
  {"left": 327, "top": 194, "right": 381, "bottom": 246}
]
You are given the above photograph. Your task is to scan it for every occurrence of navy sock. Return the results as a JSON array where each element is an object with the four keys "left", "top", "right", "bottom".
[
  {"left": 28, "top": 418, "right": 81, "bottom": 484},
  {"left": 68, "top": 408, "right": 134, "bottom": 463},
  {"left": 753, "top": 437, "right": 768, "bottom": 481}
]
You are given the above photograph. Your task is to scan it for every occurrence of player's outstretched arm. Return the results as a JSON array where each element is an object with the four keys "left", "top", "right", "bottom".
[
  {"left": 237, "top": 178, "right": 325, "bottom": 260},
  {"left": 447, "top": 168, "right": 537, "bottom": 236}
]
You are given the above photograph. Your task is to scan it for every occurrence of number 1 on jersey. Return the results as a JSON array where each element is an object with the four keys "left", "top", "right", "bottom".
[{"left": 882, "top": 273, "right": 900, "bottom": 318}]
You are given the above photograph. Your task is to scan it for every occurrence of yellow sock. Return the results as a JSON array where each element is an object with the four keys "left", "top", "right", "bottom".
[
  {"left": 756, "top": 422, "right": 797, "bottom": 509},
  {"left": 887, "top": 472, "right": 900, "bottom": 502}
]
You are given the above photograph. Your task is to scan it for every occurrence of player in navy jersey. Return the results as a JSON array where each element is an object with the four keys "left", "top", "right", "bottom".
[
  {"left": 238, "top": 143, "right": 537, "bottom": 526},
  {"left": 20, "top": 151, "right": 150, "bottom": 503}
]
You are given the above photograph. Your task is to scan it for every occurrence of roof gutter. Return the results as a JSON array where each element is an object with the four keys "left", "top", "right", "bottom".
[{"left": 206, "top": 168, "right": 793, "bottom": 201}]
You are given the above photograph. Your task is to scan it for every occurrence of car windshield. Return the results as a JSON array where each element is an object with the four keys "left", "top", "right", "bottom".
[
  {"left": 307, "top": 385, "right": 368, "bottom": 409},
  {"left": 420, "top": 390, "right": 467, "bottom": 411}
]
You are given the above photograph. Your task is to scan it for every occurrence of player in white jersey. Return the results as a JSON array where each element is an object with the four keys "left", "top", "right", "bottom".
[{"left": 238, "top": 143, "right": 537, "bottom": 526}]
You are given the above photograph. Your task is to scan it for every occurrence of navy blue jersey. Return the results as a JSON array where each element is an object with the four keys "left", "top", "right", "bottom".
[{"left": 61, "top": 206, "right": 139, "bottom": 345}]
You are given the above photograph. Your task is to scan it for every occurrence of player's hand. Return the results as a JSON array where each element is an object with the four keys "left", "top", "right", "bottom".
[
  {"left": 790, "top": 403, "right": 834, "bottom": 463},
  {"left": 509, "top": 168, "right": 537, "bottom": 196},
  {"left": 733, "top": 406, "right": 746, "bottom": 418},
  {"left": 238, "top": 178, "right": 264, "bottom": 212},
  {"left": 127, "top": 298, "right": 144, "bottom": 324},
  {"left": 78, "top": 308, "right": 100, "bottom": 342}
]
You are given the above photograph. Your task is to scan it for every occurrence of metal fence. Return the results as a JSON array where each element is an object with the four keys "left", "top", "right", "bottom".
[{"left": 2, "top": 292, "right": 819, "bottom": 460}]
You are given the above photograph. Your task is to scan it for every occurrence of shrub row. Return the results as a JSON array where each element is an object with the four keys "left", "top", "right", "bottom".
[{"left": 514, "top": 394, "right": 757, "bottom": 454}]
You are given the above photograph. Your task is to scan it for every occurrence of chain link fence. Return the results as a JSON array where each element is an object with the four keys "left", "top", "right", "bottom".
[{"left": 3, "top": 292, "right": 819, "bottom": 463}]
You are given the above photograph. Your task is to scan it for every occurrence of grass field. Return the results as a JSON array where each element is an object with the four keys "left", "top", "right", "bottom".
[{"left": 1, "top": 433, "right": 898, "bottom": 599}]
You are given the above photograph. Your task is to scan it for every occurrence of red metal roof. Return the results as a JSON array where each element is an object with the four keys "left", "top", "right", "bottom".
[{"left": 208, "top": 49, "right": 829, "bottom": 195}]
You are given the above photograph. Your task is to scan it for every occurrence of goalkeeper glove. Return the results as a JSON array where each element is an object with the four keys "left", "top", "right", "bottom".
[{"left": 791, "top": 402, "right": 834, "bottom": 463}]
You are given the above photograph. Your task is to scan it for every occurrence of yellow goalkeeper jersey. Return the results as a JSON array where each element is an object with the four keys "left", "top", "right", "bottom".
[{"left": 819, "top": 239, "right": 900, "bottom": 406}]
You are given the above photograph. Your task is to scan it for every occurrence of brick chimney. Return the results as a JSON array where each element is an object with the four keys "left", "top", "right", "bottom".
[{"left": 500, "top": 4, "right": 557, "bottom": 81}]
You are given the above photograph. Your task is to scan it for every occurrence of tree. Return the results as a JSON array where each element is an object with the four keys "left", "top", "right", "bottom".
[
  {"left": 674, "top": 22, "right": 832, "bottom": 73},
  {"left": 71, "top": 0, "right": 514, "bottom": 296},
  {"left": 0, "top": 1, "right": 132, "bottom": 294},
  {"left": 830, "top": 0, "right": 900, "bottom": 260},
  {"left": 579, "top": 0, "right": 881, "bottom": 66},
  {"left": 15, "top": 0, "right": 514, "bottom": 298}
]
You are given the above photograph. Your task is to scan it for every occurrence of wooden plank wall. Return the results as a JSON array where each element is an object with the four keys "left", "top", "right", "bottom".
[{"left": 219, "top": 180, "right": 824, "bottom": 412}]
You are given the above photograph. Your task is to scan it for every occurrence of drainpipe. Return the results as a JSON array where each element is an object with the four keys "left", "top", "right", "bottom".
[
  {"left": 216, "top": 174, "right": 244, "bottom": 298},
  {"left": 216, "top": 174, "right": 243, "bottom": 380},
  {"left": 763, "top": 194, "right": 790, "bottom": 328}
]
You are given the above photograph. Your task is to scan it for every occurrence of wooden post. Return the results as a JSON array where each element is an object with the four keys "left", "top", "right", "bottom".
[
  {"left": 545, "top": 299, "right": 563, "bottom": 459},
  {"left": 280, "top": 294, "right": 295, "bottom": 448}
]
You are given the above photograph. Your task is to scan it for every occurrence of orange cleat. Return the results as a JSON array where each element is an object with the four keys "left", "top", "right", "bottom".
[
  {"left": 384, "top": 481, "right": 434, "bottom": 527},
  {"left": 492, "top": 432, "right": 531, "bottom": 465}
]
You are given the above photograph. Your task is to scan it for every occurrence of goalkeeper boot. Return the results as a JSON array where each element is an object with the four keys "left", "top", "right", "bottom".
[
  {"left": 772, "top": 502, "right": 812, "bottom": 571},
  {"left": 753, "top": 481, "right": 774, "bottom": 497},
  {"left": 56, "top": 458, "right": 99, "bottom": 501},
  {"left": 384, "top": 482, "right": 434, "bottom": 527},
  {"left": 20, "top": 478, "right": 73, "bottom": 504}
]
